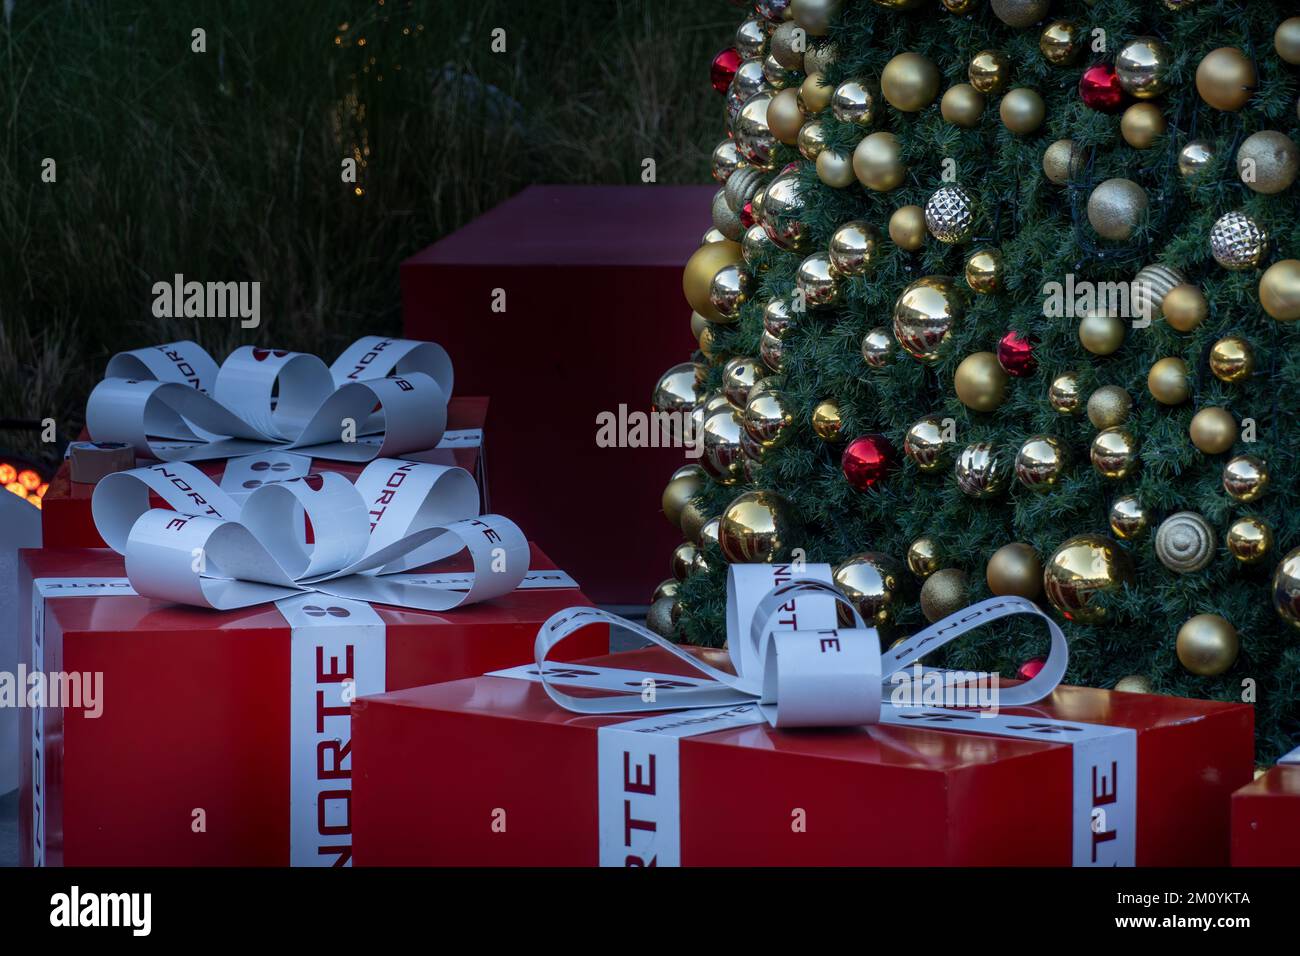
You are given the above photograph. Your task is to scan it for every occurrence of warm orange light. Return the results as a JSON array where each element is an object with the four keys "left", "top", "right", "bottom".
[
  {"left": 5, "top": 482, "right": 25, "bottom": 497},
  {"left": 18, "top": 469, "right": 40, "bottom": 491},
  {"left": 28, "top": 494, "right": 42, "bottom": 510},
  {"left": 0, "top": 464, "right": 14, "bottom": 485},
  {"left": 38, "top": 483, "right": 49, "bottom": 496}
]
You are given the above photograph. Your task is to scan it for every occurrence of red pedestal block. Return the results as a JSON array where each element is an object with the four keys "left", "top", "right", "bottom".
[
  {"left": 17, "top": 544, "right": 605, "bottom": 866},
  {"left": 352, "top": 647, "right": 1253, "bottom": 867},
  {"left": 1231, "top": 757, "right": 1300, "bottom": 866},
  {"left": 401, "top": 185, "right": 712, "bottom": 604}
]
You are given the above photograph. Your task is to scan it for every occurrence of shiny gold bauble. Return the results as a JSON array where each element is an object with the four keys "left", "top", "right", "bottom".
[
  {"left": 796, "top": 119, "right": 829, "bottom": 161},
  {"left": 1273, "top": 546, "right": 1300, "bottom": 628},
  {"left": 661, "top": 465, "right": 706, "bottom": 530},
  {"left": 646, "top": 596, "right": 678, "bottom": 639},
  {"left": 920, "top": 568, "right": 968, "bottom": 623},
  {"left": 965, "top": 248, "right": 1003, "bottom": 294},
  {"left": 760, "top": 167, "right": 810, "bottom": 252},
  {"left": 1087, "top": 385, "right": 1131, "bottom": 429},
  {"left": 811, "top": 399, "right": 843, "bottom": 442},
  {"left": 1132, "top": 263, "right": 1187, "bottom": 321},
  {"left": 741, "top": 386, "right": 794, "bottom": 450},
  {"left": 1043, "top": 535, "right": 1133, "bottom": 623},
  {"left": 734, "top": 17, "right": 766, "bottom": 59},
  {"left": 1161, "top": 284, "right": 1208, "bottom": 331},
  {"left": 990, "top": 0, "right": 1049, "bottom": 29},
  {"left": 722, "top": 356, "right": 765, "bottom": 409},
  {"left": 816, "top": 149, "right": 857, "bottom": 188},
  {"left": 1091, "top": 427, "right": 1140, "bottom": 480},
  {"left": 1260, "top": 260, "right": 1300, "bottom": 321},
  {"left": 672, "top": 542, "right": 700, "bottom": 581},
  {"left": 701, "top": 405, "right": 745, "bottom": 484},
  {"left": 683, "top": 240, "right": 743, "bottom": 323},
  {"left": 888, "top": 205, "right": 927, "bottom": 250},
  {"left": 696, "top": 518, "right": 720, "bottom": 572},
  {"left": 828, "top": 220, "right": 882, "bottom": 277},
  {"left": 690, "top": 311, "right": 710, "bottom": 343},
  {"left": 861, "top": 327, "right": 894, "bottom": 368},
  {"left": 763, "top": 52, "right": 797, "bottom": 92},
  {"left": 652, "top": 361, "right": 698, "bottom": 414},
  {"left": 741, "top": 223, "right": 776, "bottom": 269},
  {"left": 1196, "top": 47, "right": 1257, "bottom": 112},
  {"left": 1042, "top": 139, "right": 1080, "bottom": 185},
  {"left": 853, "top": 131, "right": 906, "bottom": 191},
  {"left": 1015, "top": 434, "right": 1068, "bottom": 490},
  {"left": 711, "top": 140, "right": 745, "bottom": 184},
  {"left": 1049, "top": 372, "right": 1082, "bottom": 414},
  {"left": 1277, "top": 17, "right": 1300, "bottom": 64},
  {"left": 831, "top": 79, "right": 878, "bottom": 126},
  {"left": 796, "top": 251, "right": 841, "bottom": 308},
  {"left": 1189, "top": 407, "right": 1237, "bottom": 454},
  {"left": 907, "top": 537, "right": 941, "bottom": 578},
  {"left": 1116, "top": 37, "right": 1173, "bottom": 99},
  {"left": 702, "top": 227, "right": 729, "bottom": 248},
  {"left": 1236, "top": 131, "right": 1299, "bottom": 195},
  {"left": 1109, "top": 495, "right": 1150, "bottom": 540},
  {"left": 1039, "top": 20, "right": 1083, "bottom": 66},
  {"left": 940, "top": 83, "right": 985, "bottom": 128},
  {"left": 1209, "top": 336, "right": 1254, "bottom": 383},
  {"left": 1227, "top": 516, "right": 1272, "bottom": 564},
  {"left": 941, "top": 0, "right": 976, "bottom": 10},
  {"left": 799, "top": 73, "right": 834, "bottom": 114},
  {"left": 1155, "top": 512, "right": 1216, "bottom": 574},
  {"left": 1177, "top": 140, "right": 1216, "bottom": 180},
  {"left": 954, "top": 442, "right": 1008, "bottom": 498},
  {"left": 1223, "top": 454, "right": 1268, "bottom": 502},
  {"left": 904, "top": 415, "right": 955, "bottom": 473},
  {"left": 999, "top": 88, "right": 1045, "bottom": 135},
  {"left": 708, "top": 261, "right": 753, "bottom": 320},
  {"left": 767, "top": 87, "right": 805, "bottom": 144},
  {"left": 719, "top": 489, "right": 797, "bottom": 563},
  {"left": 1114, "top": 675, "right": 1153, "bottom": 694},
  {"left": 1176, "top": 614, "right": 1239, "bottom": 676},
  {"left": 1078, "top": 311, "right": 1125, "bottom": 355},
  {"left": 1148, "top": 357, "right": 1190, "bottom": 405},
  {"left": 734, "top": 91, "right": 778, "bottom": 170},
  {"left": 1120, "top": 103, "right": 1166, "bottom": 149},
  {"left": 987, "top": 543, "right": 1043, "bottom": 599},
  {"left": 651, "top": 578, "right": 679, "bottom": 604},
  {"left": 763, "top": 296, "right": 795, "bottom": 340},
  {"left": 881, "top": 52, "right": 940, "bottom": 112},
  {"left": 954, "top": 352, "right": 1008, "bottom": 412},
  {"left": 1087, "top": 178, "right": 1148, "bottom": 241},
  {"left": 893, "top": 275, "right": 963, "bottom": 362},
  {"left": 834, "top": 552, "right": 906, "bottom": 630},
  {"left": 968, "top": 50, "right": 1011, "bottom": 95}
]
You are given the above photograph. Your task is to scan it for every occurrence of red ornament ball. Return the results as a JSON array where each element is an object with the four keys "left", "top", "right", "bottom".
[
  {"left": 1079, "top": 63, "right": 1126, "bottom": 113},
  {"left": 842, "top": 435, "right": 896, "bottom": 491},
  {"left": 996, "top": 331, "right": 1038, "bottom": 377},
  {"left": 711, "top": 48, "right": 742, "bottom": 94},
  {"left": 741, "top": 200, "right": 755, "bottom": 229},
  {"left": 1017, "top": 657, "right": 1046, "bottom": 681}
]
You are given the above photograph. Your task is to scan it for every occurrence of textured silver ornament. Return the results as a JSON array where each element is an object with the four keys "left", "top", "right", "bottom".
[
  {"left": 712, "top": 188, "right": 744, "bottom": 241},
  {"left": 725, "top": 165, "right": 766, "bottom": 213},
  {"left": 1209, "top": 211, "right": 1269, "bottom": 271},
  {"left": 924, "top": 185, "right": 975, "bottom": 244},
  {"left": 1132, "top": 264, "right": 1185, "bottom": 322},
  {"left": 1155, "top": 512, "right": 1216, "bottom": 574}
]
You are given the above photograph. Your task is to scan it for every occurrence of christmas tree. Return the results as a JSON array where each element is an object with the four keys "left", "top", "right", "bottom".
[{"left": 655, "top": 0, "right": 1300, "bottom": 760}]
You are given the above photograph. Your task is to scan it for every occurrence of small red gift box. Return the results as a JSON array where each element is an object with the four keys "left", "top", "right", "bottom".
[
  {"left": 40, "top": 396, "right": 490, "bottom": 549},
  {"left": 17, "top": 541, "right": 605, "bottom": 866},
  {"left": 1231, "top": 750, "right": 1300, "bottom": 866},
  {"left": 351, "top": 647, "right": 1253, "bottom": 867}
]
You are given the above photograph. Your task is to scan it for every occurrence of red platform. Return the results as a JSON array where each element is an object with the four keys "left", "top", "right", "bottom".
[
  {"left": 401, "top": 184, "right": 713, "bottom": 604},
  {"left": 1231, "top": 759, "right": 1300, "bottom": 866}
]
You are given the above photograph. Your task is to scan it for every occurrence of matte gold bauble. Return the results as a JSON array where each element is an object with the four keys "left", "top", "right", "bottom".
[
  {"left": 1177, "top": 140, "right": 1216, "bottom": 179},
  {"left": 652, "top": 361, "right": 699, "bottom": 414},
  {"left": 742, "top": 386, "right": 794, "bottom": 450},
  {"left": 1078, "top": 311, "right": 1124, "bottom": 355},
  {"left": 708, "top": 261, "right": 753, "bottom": 320},
  {"left": 1000, "top": 88, "right": 1045, "bottom": 135},
  {"left": 1120, "top": 103, "right": 1166, "bottom": 149},
  {"left": 816, "top": 149, "right": 857, "bottom": 188},
  {"left": 791, "top": 0, "right": 840, "bottom": 37},
  {"left": 965, "top": 248, "right": 1003, "bottom": 294},
  {"left": 690, "top": 311, "right": 709, "bottom": 343},
  {"left": 907, "top": 537, "right": 941, "bottom": 578},
  {"left": 893, "top": 275, "right": 964, "bottom": 362},
  {"left": 828, "top": 220, "right": 882, "bottom": 276},
  {"left": 1154, "top": 512, "right": 1215, "bottom": 574},
  {"left": 1222, "top": 454, "right": 1268, "bottom": 502},
  {"left": 1043, "top": 535, "right": 1133, "bottom": 623},
  {"left": 699, "top": 324, "right": 717, "bottom": 360},
  {"left": 833, "top": 552, "right": 906, "bottom": 630},
  {"left": 940, "top": 83, "right": 985, "bottom": 128},
  {"left": 805, "top": 42, "right": 837, "bottom": 76},
  {"left": 1042, "top": 138, "right": 1079, "bottom": 185},
  {"left": 1260, "top": 259, "right": 1300, "bottom": 320},
  {"left": 1189, "top": 407, "right": 1237, "bottom": 454},
  {"left": 646, "top": 596, "right": 678, "bottom": 639},
  {"left": 683, "top": 240, "right": 743, "bottom": 322},
  {"left": 831, "top": 79, "right": 879, "bottom": 126},
  {"left": 987, "top": 543, "right": 1042, "bottom": 599},
  {"left": 701, "top": 405, "right": 745, "bottom": 484},
  {"left": 1209, "top": 336, "right": 1254, "bottom": 383},
  {"left": 797, "top": 119, "right": 829, "bottom": 161},
  {"left": 1148, "top": 357, "right": 1190, "bottom": 405},
  {"left": 1161, "top": 284, "right": 1208, "bottom": 331},
  {"left": 1015, "top": 434, "right": 1068, "bottom": 490},
  {"left": 811, "top": 400, "right": 843, "bottom": 441},
  {"left": 1236, "top": 130, "right": 1300, "bottom": 195},
  {"left": 861, "top": 327, "right": 894, "bottom": 368},
  {"left": 1196, "top": 47, "right": 1256, "bottom": 112},
  {"left": 991, "top": 0, "right": 1049, "bottom": 28},
  {"left": 651, "top": 578, "right": 679, "bottom": 604},
  {"left": 1087, "top": 385, "right": 1131, "bottom": 428},
  {"left": 881, "top": 52, "right": 940, "bottom": 112},
  {"left": 1039, "top": 20, "right": 1083, "bottom": 66},
  {"left": 1049, "top": 372, "right": 1082, "bottom": 414},
  {"left": 954, "top": 442, "right": 1008, "bottom": 498},
  {"left": 1176, "top": 614, "right": 1238, "bottom": 676},
  {"left": 1277, "top": 17, "right": 1300, "bottom": 64},
  {"left": 767, "top": 87, "right": 805, "bottom": 144},
  {"left": 921, "top": 568, "right": 968, "bottom": 623},
  {"left": 904, "top": 415, "right": 955, "bottom": 472},
  {"left": 719, "top": 489, "right": 797, "bottom": 562},
  {"left": 853, "top": 131, "right": 906, "bottom": 191},
  {"left": 1091, "top": 427, "right": 1140, "bottom": 480},
  {"left": 888, "top": 205, "right": 927, "bottom": 250},
  {"left": 1226, "top": 516, "right": 1272, "bottom": 564},
  {"left": 769, "top": 19, "right": 806, "bottom": 71},
  {"left": 1273, "top": 546, "right": 1300, "bottom": 628},
  {"left": 1087, "top": 178, "right": 1148, "bottom": 241},
  {"left": 796, "top": 251, "right": 841, "bottom": 308},
  {"left": 680, "top": 496, "right": 712, "bottom": 544},
  {"left": 662, "top": 465, "right": 706, "bottom": 529},
  {"left": 799, "top": 73, "right": 834, "bottom": 113},
  {"left": 1109, "top": 495, "right": 1150, "bottom": 540},
  {"left": 968, "top": 49, "right": 1011, "bottom": 94},
  {"left": 1116, "top": 37, "right": 1173, "bottom": 99},
  {"left": 1114, "top": 675, "right": 1153, "bottom": 694},
  {"left": 672, "top": 542, "right": 700, "bottom": 580}
]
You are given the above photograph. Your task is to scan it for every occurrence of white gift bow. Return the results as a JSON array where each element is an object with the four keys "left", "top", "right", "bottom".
[
  {"left": 90, "top": 458, "right": 529, "bottom": 611},
  {"left": 534, "top": 563, "right": 1068, "bottom": 728},
  {"left": 85, "top": 336, "right": 454, "bottom": 462}
]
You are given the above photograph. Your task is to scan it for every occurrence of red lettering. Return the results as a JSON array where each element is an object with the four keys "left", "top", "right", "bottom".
[
  {"left": 316, "top": 691, "right": 350, "bottom": 734},
  {"left": 623, "top": 752, "right": 656, "bottom": 795},
  {"left": 818, "top": 637, "right": 841, "bottom": 652},
  {"left": 624, "top": 800, "right": 655, "bottom": 847},
  {"left": 317, "top": 789, "right": 351, "bottom": 836},
  {"left": 317, "top": 739, "right": 351, "bottom": 780},
  {"left": 317, "top": 645, "right": 355, "bottom": 683}
]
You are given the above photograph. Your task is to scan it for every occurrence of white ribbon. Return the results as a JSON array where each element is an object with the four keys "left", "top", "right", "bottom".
[
  {"left": 89, "top": 457, "right": 528, "bottom": 611},
  {"left": 534, "top": 563, "right": 1068, "bottom": 728},
  {"left": 85, "top": 336, "right": 454, "bottom": 462}
]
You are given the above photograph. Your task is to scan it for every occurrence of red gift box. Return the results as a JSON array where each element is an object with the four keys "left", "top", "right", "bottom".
[
  {"left": 351, "top": 646, "right": 1253, "bottom": 866},
  {"left": 41, "top": 396, "right": 490, "bottom": 549},
  {"left": 1231, "top": 752, "right": 1300, "bottom": 866},
  {"left": 401, "top": 185, "right": 712, "bottom": 604},
  {"left": 17, "top": 542, "right": 606, "bottom": 866}
]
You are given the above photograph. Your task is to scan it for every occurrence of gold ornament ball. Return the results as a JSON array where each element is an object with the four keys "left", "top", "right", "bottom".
[
  {"left": 853, "top": 131, "right": 906, "bottom": 191},
  {"left": 708, "top": 261, "right": 753, "bottom": 320},
  {"left": 893, "top": 275, "right": 964, "bottom": 362},
  {"left": 1042, "top": 139, "right": 1080, "bottom": 186},
  {"left": 925, "top": 184, "right": 974, "bottom": 243},
  {"left": 767, "top": 87, "right": 805, "bottom": 144},
  {"left": 1148, "top": 357, "right": 1190, "bottom": 405},
  {"left": 742, "top": 222, "right": 776, "bottom": 268},
  {"left": 904, "top": 415, "right": 955, "bottom": 473},
  {"left": 1087, "top": 385, "right": 1132, "bottom": 429},
  {"left": 799, "top": 73, "right": 833, "bottom": 113},
  {"left": 1161, "top": 284, "right": 1208, "bottom": 332},
  {"left": 907, "top": 537, "right": 941, "bottom": 578},
  {"left": 680, "top": 497, "right": 713, "bottom": 545},
  {"left": 734, "top": 16, "right": 766, "bottom": 59},
  {"left": 1015, "top": 434, "right": 1068, "bottom": 490},
  {"left": 1196, "top": 47, "right": 1257, "bottom": 112},
  {"left": 742, "top": 386, "right": 794, "bottom": 450},
  {"left": 1155, "top": 512, "right": 1216, "bottom": 574},
  {"left": 888, "top": 205, "right": 927, "bottom": 250},
  {"left": 1260, "top": 260, "right": 1300, "bottom": 321},
  {"left": 1236, "top": 130, "right": 1300, "bottom": 195},
  {"left": 651, "top": 578, "right": 679, "bottom": 604},
  {"left": 769, "top": 19, "right": 806, "bottom": 71},
  {"left": 881, "top": 53, "right": 941, "bottom": 113},
  {"left": 1273, "top": 546, "right": 1300, "bottom": 628},
  {"left": 955, "top": 442, "right": 1009, "bottom": 498},
  {"left": 797, "top": 119, "right": 829, "bottom": 161},
  {"left": 646, "top": 596, "right": 678, "bottom": 639},
  {"left": 1209, "top": 336, "right": 1254, "bottom": 383},
  {"left": 796, "top": 251, "right": 841, "bottom": 308},
  {"left": 987, "top": 543, "right": 1042, "bottom": 599},
  {"left": 816, "top": 149, "right": 857, "bottom": 188},
  {"left": 862, "top": 327, "right": 894, "bottom": 368},
  {"left": 940, "top": 83, "right": 985, "bottom": 128},
  {"left": 1277, "top": 17, "right": 1300, "bottom": 65},
  {"left": 722, "top": 356, "right": 765, "bottom": 409},
  {"left": 662, "top": 466, "right": 706, "bottom": 529},
  {"left": 942, "top": 0, "right": 976, "bottom": 10},
  {"left": 805, "top": 42, "right": 838, "bottom": 76},
  {"left": 920, "top": 568, "right": 968, "bottom": 623},
  {"left": 1078, "top": 311, "right": 1125, "bottom": 355},
  {"left": 1087, "top": 178, "right": 1148, "bottom": 241},
  {"left": 1000, "top": 88, "right": 1045, "bottom": 135},
  {"left": 1116, "top": 37, "right": 1174, "bottom": 99},
  {"left": 791, "top": 0, "right": 840, "bottom": 37},
  {"left": 1091, "top": 427, "right": 1140, "bottom": 480},
  {"left": 965, "top": 248, "right": 1003, "bottom": 294},
  {"left": 833, "top": 552, "right": 906, "bottom": 630},
  {"left": 1039, "top": 20, "right": 1084, "bottom": 66},
  {"left": 1043, "top": 535, "right": 1133, "bottom": 623},
  {"left": 831, "top": 79, "right": 878, "bottom": 126},
  {"left": 1109, "top": 495, "right": 1150, "bottom": 540},
  {"left": 718, "top": 490, "right": 797, "bottom": 563},
  {"left": 828, "top": 220, "right": 882, "bottom": 276},
  {"left": 701, "top": 405, "right": 745, "bottom": 484},
  {"left": 1227, "top": 516, "right": 1272, "bottom": 564},
  {"left": 1223, "top": 454, "right": 1268, "bottom": 502},
  {"left": 672, "top": 542, "right": 700, "bottom": 581},
  {"left": 652, "top": 361, "right": 698, "bottom": 414},
  {"left": 1189, "top": 407, "right": 1237, "bottom": 454},
  {"left": 968, "top": 50, "right": 1011, "bottom": 95},
  {"left": 1115, "top": 675, "right": 1154, "bottom": 694},
  {"left": 683, "top": 240, "right": 742, "bottom": 323},
  {"left": 1176, "top": 614, "right": 1239, "bottom": 676},
  {"left": 1120, "top": 103, "right": 1166, "bottom": 149},
  {"left": 1178, "top": 140, "right": 1217, "bottom": 180},
  {"left": 690, "top": 310, "right": 710, "bottom": 343},
  {"left": 760, "top": 330, "right": 784, "bottom": 372},
  {"left": 811, "top": 400, "right": 843, "bottom": 441},
  {"left": 1049, "top": 371, "right": 1082, "bottom": 414},
  {"left": 991, "top": 0, "right": 1050, "bottom": 29}
]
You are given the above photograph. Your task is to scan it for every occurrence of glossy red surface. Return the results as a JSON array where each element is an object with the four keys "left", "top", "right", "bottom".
[{"left": 1231, "top": 764, "right": 1300, "bottom": 866}]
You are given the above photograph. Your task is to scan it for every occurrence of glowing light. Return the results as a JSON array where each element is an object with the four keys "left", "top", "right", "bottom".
[
  {"left": 18, "top": 469, "right": 40, "bottom": 491},
  {"left": 28, "top": 495, "right": 42, "bottom": 510},
  {"left": 5, "top": 482, "right": 24, "bottom": 497},
  {"left": 0, "top": 464, "right": 14, "bottom": 485}
]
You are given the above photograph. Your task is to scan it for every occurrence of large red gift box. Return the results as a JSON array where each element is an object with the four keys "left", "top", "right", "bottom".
[
  {"left": 18, "top": 542, "right": 606, "bottom": 866},
  {"left": 40, "top": 395, "right": 490, "bottom": 549},
  {"left": 1231, "top": 750, "right": 1300, "bottom": 866},
  {"left": 351, "top": 647, "right": 1253, "bottom": 866}
]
